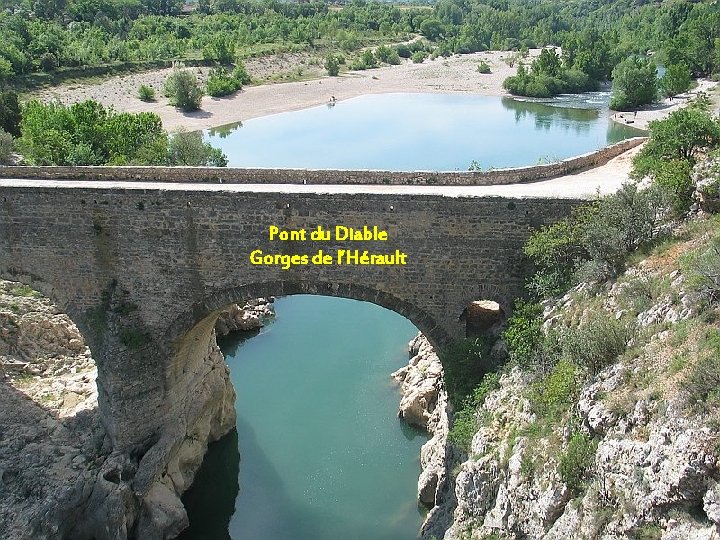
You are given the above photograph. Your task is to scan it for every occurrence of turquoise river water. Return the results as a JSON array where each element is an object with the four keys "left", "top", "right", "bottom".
[
  {"left": 179, "top": 296, "right": 424, "bottom": 540},
  {"left": 205, "top": 92, "right": 645, "bottom": 171}
]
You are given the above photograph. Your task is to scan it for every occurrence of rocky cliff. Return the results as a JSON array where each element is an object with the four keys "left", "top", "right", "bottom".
[
  {"left": 0, "top": 286, "right": 267, "bottom": 539},
  {"left": 421, "top": 216, "right": 720, "bottom": 540}
]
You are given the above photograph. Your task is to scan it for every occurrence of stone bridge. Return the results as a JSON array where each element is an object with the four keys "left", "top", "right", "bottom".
[
  {"left": 0, "top": 166, "right": 614, "bottom": 536},
  {"left": 0, "top": 175, "right": 585, "bottom": 451}
]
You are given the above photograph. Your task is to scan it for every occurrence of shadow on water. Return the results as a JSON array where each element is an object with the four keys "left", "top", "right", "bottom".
[
  {"left": 398, "top": 418, "right": 426, "bottom": 442},
  {"left": 178, "top": 429, "right": 240, "bottom": 540},
  {"left": 180, "top": 416, "right": 344, "bottom": 540}
]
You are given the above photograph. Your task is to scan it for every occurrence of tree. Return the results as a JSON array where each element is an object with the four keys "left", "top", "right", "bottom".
[
  {"left": 167, "top": 129, "right": 228, "bottom": 166},
  {"left": 164, "top": 68, "right": 203, "bottom": 112},
  {"left": 202, "top": 36, "right": 235, "bottom": 64},
  {"left": 532, "top": 48, "right": 561, "bottom": 77},
  {"left": 660, "top": 63, "right": 691, "bottom": 99},
  {"left": 610, "top": 57, "right": 658, "bottom": 110},
  {"left": 0, "top": 91, "right": 21, "bottom": 137},
  {"left": 420, "top": 18, "right": 444, "bottom": 41},
  {"left": 17, "top": 99, "right": 170, "bottom": 165},
  {"left": 633, "top": 107, "right": 720, "bottom": 176},
  {"left": 325, "top": 54, "right": 339, "bottom": 76},
  {"left": 0, "top": 129, "right": 13, "bottom": 165}
]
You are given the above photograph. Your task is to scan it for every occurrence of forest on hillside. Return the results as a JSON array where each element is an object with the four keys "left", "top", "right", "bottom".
[{"left": 0, "top": 0, "right": 718, "bottom": 85}]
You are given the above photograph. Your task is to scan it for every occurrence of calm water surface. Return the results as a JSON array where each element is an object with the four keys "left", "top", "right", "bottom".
[
  {"left": 180, "top": 295, "right": 424, "bottom": 540},
  {"left": 206, "top": 92, "right": 645, "bottom": 171}
]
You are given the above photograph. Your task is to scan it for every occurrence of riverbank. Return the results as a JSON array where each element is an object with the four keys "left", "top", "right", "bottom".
[
  {"left": 33, "top": 49, "right": 718, "bottom": 136},
  {"left": 610, "top": 78, "right": 719, "bottom": 130},
  {"left": 32, "top": 50, "right": 532, "bottom": 132}
]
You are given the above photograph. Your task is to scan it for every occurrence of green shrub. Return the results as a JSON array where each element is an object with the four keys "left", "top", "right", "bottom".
[
  {"left": 0, "top": 91, "right": 21, "bottom": 137},
  {"left": 561, "top": 313, "right": 634, "bottom": 376},
  {"left": 441, "top": 337, "right": 492, "bottom": 406},
  {"left": 233, "top": 62, "right": 252, "bottom": 85},
  {"left": 206, "top": 67, "right": 242, "bottom": 97},
  {"left": 683, "top": 330, "right": 720, "bottom": 417},
  {"left": 503, "top": 300, "right": 543, "bottom": 367},
  {"left": 396, "top": 44, "right": 412, "bottom": 58},
  {"left": 164, "top": 68, "right": 203, "bottom": 112},
  {"left": 448, "top": 372, "right": 501, "bottom": 452},
  {"left": 531, "top": 358, "right": 581, "bottom": 421},
  {"left": 325, "top": 54, "right": 340, "bottom": 76},
  {"left": 10, "top": 284, "right": 41, "bottom": 298},
  {"left": 559, "top": 432, "right": 598, "bottom": 495},
  {"left": 411, "top": 51, "right": 428, "bottom": 64},
  {"left": 167, "top": 129, "right": 228, "bottom": 166},
  {"left": 653, "top": 159, "right": 694, "bottom": 217},
  {"left": 0, "top": 129, "right": 13, "bottom": 164},
  {"left": 39, "top": 52, "right": 58, "bottom": 72},
  {"left": 376, "top": 45, "right": 400, "bottom": 65},
  {"left": 138, "top": 84, "right": 156, "bottom": 101},
  {"left": 683, "top": 234, "right": 720, "bottom": 303},
  {"left": 477, "top": 61, "right": 491, "bottom": 74}
]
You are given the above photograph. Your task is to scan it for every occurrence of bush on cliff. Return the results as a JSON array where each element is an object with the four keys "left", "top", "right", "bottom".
[{"left": 441, "top": 337, "right": 492, "bottom": 406}]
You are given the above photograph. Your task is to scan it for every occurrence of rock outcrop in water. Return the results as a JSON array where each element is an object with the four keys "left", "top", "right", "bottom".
[
  {"left": 215, "top": 298, "right": 275, "bottom": 336},
  {"left": 0, "top": 286, "right": 261, "bottom": 539},
  {"left": 392, "top": 333, "right": 457, "bottom": 537}
]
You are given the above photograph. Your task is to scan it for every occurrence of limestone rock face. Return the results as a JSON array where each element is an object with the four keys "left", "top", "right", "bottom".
[
  {"left": 692, "top": 157, "right": 720, "bottom": 214},
  {"left": 439, "top": 363, "right": 720, "bottom": 540},
  {"left": 392, "top": 333, "right": 456, "bottom": 539},
  {"left": 0, "top": 280, "right": 238, "bottom": 540}
]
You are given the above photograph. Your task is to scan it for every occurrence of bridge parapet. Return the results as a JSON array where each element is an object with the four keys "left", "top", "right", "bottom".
[{"left": 0, "top": 137, "right": 645, "bottom": 186}]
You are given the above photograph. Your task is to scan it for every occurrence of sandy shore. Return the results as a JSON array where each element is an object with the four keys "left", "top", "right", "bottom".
[
  {"left": 610, "top": 78, "right": 719, "bottom": 130},
  {"left": 33, "top": 50, "right": 533, "bottom": 132},
  {"left": 33, "top": 49, "right": 718, "bottom": 133}
]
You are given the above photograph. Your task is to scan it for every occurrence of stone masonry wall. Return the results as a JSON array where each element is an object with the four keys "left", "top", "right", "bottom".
[{"left": 0, "top": 137, "right": 645, "bottom": 186}]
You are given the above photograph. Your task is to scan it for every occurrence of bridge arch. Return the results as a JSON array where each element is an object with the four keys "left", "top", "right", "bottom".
[{"left": 165, "top": 279, "right": 452, "bottom": 355}]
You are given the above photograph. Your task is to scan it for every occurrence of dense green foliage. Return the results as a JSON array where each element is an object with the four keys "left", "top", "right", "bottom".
[
  {"left": 448, "top": 372, "right": 500, "bottom": 452},
  {"left": 2, "top": 0, "right": 718, "bottom": 93},
  {"left": 477, "top": 60, "right": 491, "bottom": 74},
  {"left": 205, "top": 66, "right": 243, "bottom": 97},
  {"left": 441, "top": 337, "right": 493, "bottom": 407},
  {"left": 164, "top": 68, "right": 203, "bottom": 110},
  {"left": 523, "top": 182, "right": 672, "bottom": 297},
  {"left": 503, "top": 48, "right": 594, "bottom": 98},
  {"left": 660, "top": 63, "right": 692, "bottom": 99},
  {"left": 324, "top": 53, "right": 340, "bottom": 76},
  {"left": 609, "top": 56, "right": 658, "bottom": 110},
  {"left": 0, "top": 91, "right": 21, "bottom": 137},
  {"left": 17, "top": 99, "right": 226, "bottom": 166},
  {"left": 558, "top": 432, "right": 598, "bottom": 495},
  {"left": 0, "top": 128, "right": 13, "bottom": 164},
  {"left": 632, "top": 107, "right": 720, "bottom": 215}
]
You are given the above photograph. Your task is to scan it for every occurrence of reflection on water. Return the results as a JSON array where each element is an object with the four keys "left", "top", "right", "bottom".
[
  {"left": 205, "top": 92, "right": 645, "bottom": 171},
  {"left": 208, "top": 121, "right": 244, "bottom": 139}
]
